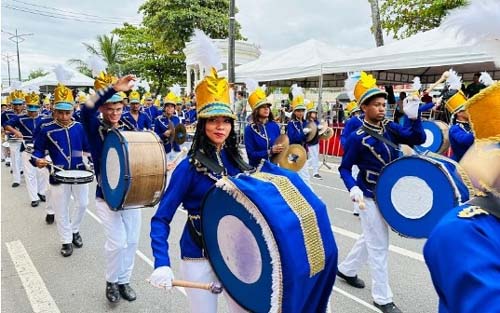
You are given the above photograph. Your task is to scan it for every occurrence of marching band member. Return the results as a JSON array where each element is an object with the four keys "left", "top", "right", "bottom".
[
  {"left": 306, "top": 100, "right": 322, "bottom": 179},
  {"left": 336, "top": 72, "right": 425, "bottom": 313},
  {"left": 143, "top": 91, "right": 160, "bottom": 124},
  {"left": 441, "top": 70, "right": 475, "bottom": 162},
  {"left": 340, "top": 100, "right": 363, "bottom": 148},
  {"left": 424, "top": 79, "right": 500, "bottom": 313},
  {"left": 72, "top": 92, "right": 87, "bottom": 123},
  {"left": 2, "top": 90, "right": 26, "bottom": 187},
  {"left": 32, "top": 83, "right": 91, "bottom": 257},
  {"left": 119, "top": 91, "right": 130, "bottom": 113},
  {"left": 41, "top": 95, "right": 52, "bottom": 117},
  {"left": 121, "top": 90, "right": 152, "bottom": 131},
  {"left": 154, "top": 85, "right": 182, "bottom": 161},
  {"left": 148, "top": 30, "right": 251, "bottom": 313},
  {"left": 244, "top": 82, "right": 282, "bottom": 167},
  {"left": 1, "top": 97, "right": 10, "bottom": 164},
  {"left": 4, "top": 92, "right": 47, "bottom": 207},
  {"left": 287, "top": 84, "right": 311, "bottom": 186},
  {"left": 80, "top": 72, "right": 140, "bottom": 303}
]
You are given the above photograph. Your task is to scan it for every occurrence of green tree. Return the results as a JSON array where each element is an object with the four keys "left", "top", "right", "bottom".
[
  {"left": 112, "top": 23, "right": 184, "bottom": 95},
  {"left": 69, "top": 34, "right": 124, "bottom": 76},
  {"left": 27, "top": 68, "right": 48, "bottom": 80},
  {"left": 139, "top": 0, "right": 244, "bottom": 51},
  {"left": 380, "top": 0, "right": 468, "bottom": 39}
]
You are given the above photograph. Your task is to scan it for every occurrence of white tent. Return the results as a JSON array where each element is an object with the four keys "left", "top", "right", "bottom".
[
  {"left": 231, "top": 39, "right": 349, "bottom": 82},
  {"left": 21, "top": 68, "right": 94, "bottom": 92}
]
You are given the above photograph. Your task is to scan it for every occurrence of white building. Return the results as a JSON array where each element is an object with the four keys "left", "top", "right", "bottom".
[{"left": 183, "top": 39, "right": 261, "bottom": 93}]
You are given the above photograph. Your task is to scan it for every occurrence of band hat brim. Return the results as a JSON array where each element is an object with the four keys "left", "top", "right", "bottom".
[
  {"left": 54, "top": 102, "right": 74, "bottom": 110},
  {"left": 293, "top": 104, "right": 307, "bottom": 111},
  {"left": 359, "top": 88, "right": 388, "bottom": 106},
  {"left": 198, "top": 102, "right": 237, "bottom": 119},
  {"left": 11, "top": 99, "right": 24, "bottom": 105},
  {"left": 27, "top": 105, "right": 40, "bottom": 112},
  {"left": 253, "top": 99, "right": 272, "bottom": 111},
  {"left": 105, "top": 94, "right": 123, "bottom": 103},
  {"left": 129, "top": 99, "right": 140, "bottom": 104}
]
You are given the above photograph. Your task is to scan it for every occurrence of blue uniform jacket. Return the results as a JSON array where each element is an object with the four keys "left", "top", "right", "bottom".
[
  {"left": 121, "top": 110, "right": 152, "bottom": 131},
  {"left": 154, "top": 115, "right": 181, "bottom": 153},
  {"left": 449, "top": 121, "right": 474, "bottom": 162},
  {"left": 287, "top": 119, "right": 308, "bottom": 146},
  {"left": 6, "top": 114, "right": 43, "bottom": 144},
  {"left": 340, "top": 115, "right": 364, "bottom": 148},
  {"left": 424, "top": 204, "right": 500, "bottom": 313},
  {"left": 143, "top": 105, "right": 160, "bottom": 124},
  {"left": 244, "top": 121, "right": 281, "bottom": 167},
  {"left": 32, "top": 120, "right": 90, "bottom": 183},
  {"left": 183, "top": 109, "right": 197, "bottom": 124},
  {"left": 80, "top": 87, "right": 133, "bottom": 198},
  {"left": 151, "top": 149, "right": 241, "bottom": 268},
  {"left": 339, "top": 119, "right": 425, "bottom": 198},
  {"left": 400, "top": 102, "right": 434, "bottom": 127}
]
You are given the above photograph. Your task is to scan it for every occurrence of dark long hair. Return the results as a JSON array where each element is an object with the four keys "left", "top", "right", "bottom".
[
  {"left": 250, "top": 105, "right": 274, "bottom": 125},
  {"left": 188, "top": 118, "right": 249, "bottom": 171}
]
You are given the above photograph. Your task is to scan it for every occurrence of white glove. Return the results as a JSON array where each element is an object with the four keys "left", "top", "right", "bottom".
[
  {"left": 303, "top": 127, "right": 311, "bottom": 134},
  {"left": 317, "top": 124, "right": 324, "bottom": 130},
  {"left": 149, "top": 266, "right": 174, "bottom": 290},
  {"left": 402, "top": 97, "right": 419, "bottom": 119},
  {"left": 349, "top": 186, "right": 364, "bottom": 204}
]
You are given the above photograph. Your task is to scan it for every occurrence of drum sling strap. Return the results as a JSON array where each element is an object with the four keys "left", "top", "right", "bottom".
[
  {"left": 362, "top": 126, "right": 400, "bottom": 151},
  {"left": 467, "top": 193, "right": 500, "bottom": 219}
]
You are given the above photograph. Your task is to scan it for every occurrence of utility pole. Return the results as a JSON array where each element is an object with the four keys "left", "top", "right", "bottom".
[
  {"left": 2, "top": 53, "right": 15, "bottom": 86},
  {"left": 368, "top": 0, "right": 384, "bottom": 47},
  {"left": 228, "top": 0, "right": 236, "bottom": 91},
  {"left": 2, "top": 29, "right": 34, "bottom": 81}
]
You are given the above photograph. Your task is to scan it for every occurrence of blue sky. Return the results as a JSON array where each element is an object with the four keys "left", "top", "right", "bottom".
[{"left": 1, "top": 0, "right": 384, "bottom": 84}]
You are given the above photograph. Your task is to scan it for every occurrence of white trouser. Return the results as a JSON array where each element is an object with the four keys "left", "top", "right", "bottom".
[
  {"left": 308, "top": 143, "right": 320, "bottom": 175},
  {"left": 337, "top": 198, "right": 393, "bottom": 305},
  {"left": 9, "top": 142, "right": 22, "bottom": 183},
  {"left": 95, "top": 198, "right": 141, "bottom": 284},
  {"left": 51, "top": 182, "right": 89, "bottom": 244},
  {"left": 298, "top": 158, "right": 312, "bottom": 190},
  {"left": 45, "top": 186, "right": 54, "bottom": 215},
  {"left": 180, "top": 259, "right": 247, "bottom": 313},
  {"left": 22, "top": 151, "right": 48, "bottom": 201}
]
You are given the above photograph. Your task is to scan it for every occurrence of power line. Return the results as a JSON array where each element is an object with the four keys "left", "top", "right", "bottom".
[
  {"left": 10, "top": 0, "right": 142, "bottom": 23},
  {"left": 2, "top": 4, "right": 141, "bottom": 26}
]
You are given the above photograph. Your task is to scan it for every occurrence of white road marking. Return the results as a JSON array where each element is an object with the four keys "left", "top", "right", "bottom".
[
  {"left": 311, "top": 182, "right": 348, "bottom": 193},
  {"left": 5, "top": 240, "right": 61, "bottom": 313},
  {"left": 85, "top": 209, "right": 187, "bottom": 296},
  {"left": 333, "top": 287, "right": 380, "bottom": 312}
]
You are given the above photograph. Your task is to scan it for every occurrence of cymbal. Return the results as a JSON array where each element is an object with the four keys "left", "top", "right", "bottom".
[
  {"left": 318, "top": 121, "right": 329, "bottom": 136},
  {"left": 319, "top": 127, "right": 334, "bottom": 140},
  {"left": 305, "top": 121, "right": 318, "bottom": 143},
  {"left": 174, "top": 123, "right": 187, "bottom": 145},
  {"left": 278, "top": 144, "right": 307, "bottom": 172},
  {"left": 168, "top": 121, "right": 175, "bottom": 144},
  {"left": 270, "top": 134, "right": 290, "bottom": 164}
]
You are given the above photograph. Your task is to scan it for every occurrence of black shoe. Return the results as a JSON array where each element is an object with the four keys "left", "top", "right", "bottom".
[
  {"left": 118, "top": 283, "right": 137, "bottom": 301},
  {"left": 72, "top": 232, "right": 83, "bottom": 248},
  {"left": 337, "top": 271, "right": 365, "bottom": 288},
  {"left": 11, "top": 182, "right": 19, "bottom": 188},
  {"left": 31, "top": 200, "right": 40, "bottom": 207},
  {"left": 45, "top": 214, "right": 55, "bottom": 225},
  {"left": 353, "top": 212, "right": 360, "bottom": 216},
  {"left": 5, "top": 162, "right": 10, "bottom": 167},
  {"left": 106, "top": 282, "right": 120, "bottom": 303},
  {"left": 38, "top": 193, "right": 46, "bottom": 202},
  {"left": 20, "top": 171, "right": 23, "bottom": 175},
  {"left": 373, "top": 302, "right": 402, "bottom": 313},
  {"left": 313, "top": 174, "right": 323, "bottom": 179},
  {"left": 60, "top": 243, "right": 73, "bottom": 257}
]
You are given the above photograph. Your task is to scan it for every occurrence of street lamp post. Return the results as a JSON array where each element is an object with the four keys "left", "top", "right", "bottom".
[
  {"left": 2, "top": 53, "right": 15, "bottom": 86},
  {"left": 228, "top": 0, "right": 236, "bottom": 89},
  {"left": 2, "top": 29, "right": 34, "bottom": 81}
]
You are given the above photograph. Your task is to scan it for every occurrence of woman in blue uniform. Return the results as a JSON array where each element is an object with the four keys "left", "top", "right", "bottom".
[
  {"left": 149, "top": 68, "right": 252, "bottom": 313},
  {"left": 244, "top": 85, "right": 282, "bottom": 167}
]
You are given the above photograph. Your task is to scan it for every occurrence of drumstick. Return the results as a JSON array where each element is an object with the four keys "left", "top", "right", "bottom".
[
  {"left": 169, "top": 146, "right": 188, "bottom": 165},
  {"left": 425, "top": 71, "right": 449, "bottom": 94},
  {"left": 358, "top": 199, "right": 366, "bottom": 210},
  {"left": 146, "top": 279, "right": 223, "bottom": 294},
  {"left": 30, "top": 155, "right": 65, "bottom": 172}
]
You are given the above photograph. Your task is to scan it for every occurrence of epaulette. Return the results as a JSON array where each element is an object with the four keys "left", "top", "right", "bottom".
[
  {"left": 458, "top": 205, "right": 489, "bottom": 219},
  {"left": 355, "top": 128, "right": 364, "bottom": 135}
]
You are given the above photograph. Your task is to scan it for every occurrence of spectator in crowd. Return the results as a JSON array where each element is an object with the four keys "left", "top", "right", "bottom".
[{"left": 465, "top": 73, "right": 486, "bottom": 98}]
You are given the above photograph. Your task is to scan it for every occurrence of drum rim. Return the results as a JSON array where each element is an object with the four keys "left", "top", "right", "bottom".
[
  {"left": 418, "top": 120, "right": 449, "bottom": 154},
  {"left": 54, "top": 169, "right": 94, "bottom": 184},
  {"left": 200, "top": 184, "right": 276, "bottom": 312},
  {"left": 375, "top": 155, "right": 466, "bottom": 238}
]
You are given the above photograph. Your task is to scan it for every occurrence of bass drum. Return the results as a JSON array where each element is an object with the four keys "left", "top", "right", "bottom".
[
  {"left": 201, "top": 161, "right": 337, "bottom": 313},
  {"left": 375, "top": 153, "right": 473, "bottom": 238},
  {"left": 101, "top": 130, "right": 167, "bottom": 210},
  {"left": 415, "top": 120, "right": 450, "bottom": 154}
]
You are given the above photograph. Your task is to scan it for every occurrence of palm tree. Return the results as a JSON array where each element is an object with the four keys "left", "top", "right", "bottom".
[
  {"left": 368, "top": 0, "right": 384, "bottom": 47},
  {"left": 68, "top": 34, "right": 124, "bottom": 76}
]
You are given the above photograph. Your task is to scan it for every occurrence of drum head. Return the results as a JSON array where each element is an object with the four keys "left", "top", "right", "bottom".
[
  {"left": 101, "top": 130, "right": 130, "bottom": 210},
  {"left": 202, "top": 186, "right": 273, "bottom": 313},
  {"left": 416, "top": 120, "right": 450, "bottom": 154},
  {"left": 375, "top": 155, "right": 470, "bottom": 238}
]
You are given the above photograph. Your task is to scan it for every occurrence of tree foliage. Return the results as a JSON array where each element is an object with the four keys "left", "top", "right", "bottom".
[
  {"left": 380, "top": 0, "right": 468, "bottom": 39},
  {"left": 27, "top": 68, "right": 48, "bottom": 80}
]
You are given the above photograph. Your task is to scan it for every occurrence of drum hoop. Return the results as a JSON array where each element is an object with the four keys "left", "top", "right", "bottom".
[{"left": 54, "top": 170, "right": 94, "bottom": 184}]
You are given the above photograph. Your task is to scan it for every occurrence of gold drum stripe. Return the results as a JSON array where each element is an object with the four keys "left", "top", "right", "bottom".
[{"left": 252, "top": 172, "right": 325, "bottom": 276}]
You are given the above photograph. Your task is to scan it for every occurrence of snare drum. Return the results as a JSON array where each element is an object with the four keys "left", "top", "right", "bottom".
[
  {"left": 375, "top": 154, "right": 473, "bottom": 238},
  {"left": 7, "top": 137, "right": 22, "bottom": 144},
  {"left": 54, "top": 170, "right": 94, "bottom": 184},
  {"left": 415, "top": 120, "right": 450, "bottom": 154},
  {"left": 101, "top": 130, "right": 167, "bottom": 210},
  {"left": 201, "top": 161, "right": 337, "bottom": 313}
]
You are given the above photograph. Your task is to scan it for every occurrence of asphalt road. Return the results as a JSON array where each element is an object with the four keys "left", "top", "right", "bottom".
[{"left": 1, "top": 155, "right": 439, "bottom": 313}]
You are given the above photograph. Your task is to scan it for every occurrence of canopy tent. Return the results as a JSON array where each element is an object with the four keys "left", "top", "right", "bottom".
[
  {"left": 229, "top": 39, "right": 349, "bottom": 83},
  {"left": 20, "top": 68, "right": 94, "bottom": 93}
]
